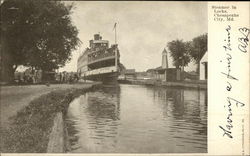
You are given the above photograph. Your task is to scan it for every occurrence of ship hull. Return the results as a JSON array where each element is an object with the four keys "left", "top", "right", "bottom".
[{"left": 84, "top": 72, "right": 118, "bottom": 84}]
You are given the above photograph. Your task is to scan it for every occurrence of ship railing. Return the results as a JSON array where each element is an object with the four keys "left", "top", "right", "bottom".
[
  {"left": 84, "top": 66, "right": 117, "bottom": 76},
  {"left": 88, "top": 50, "right": 115, "bottom": 63},
  {"left": 87, "top": 46, "right": 107, "bottom": 55}
]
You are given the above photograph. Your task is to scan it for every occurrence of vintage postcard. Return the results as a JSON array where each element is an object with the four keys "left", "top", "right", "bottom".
[{"left": 0, "top": 1, "right": 249, "bottom": 155}]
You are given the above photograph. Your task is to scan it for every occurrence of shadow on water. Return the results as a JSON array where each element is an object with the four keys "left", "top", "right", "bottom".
[
  {"left": 66, "top": 85, "right": 121, "bottom": 152},
  {"left": 66, "top": 84, "right": 207, "bottom": 153},
  {"left": 86, "top": 85, "right": 121, "bottom": 120}
]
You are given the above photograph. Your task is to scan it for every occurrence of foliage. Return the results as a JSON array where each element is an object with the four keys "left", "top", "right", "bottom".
[
  {"left": 167, "top": 39, "right": 190, "bottom": 68},
  {"left": 1, "top": 0, "right": 80, "bottom": 81},
  {"left": 188, "top": 33, "right": 207, "bottom": 63},
  {"left": 118, "top": 62, "right": 126, "bottom": 72}
]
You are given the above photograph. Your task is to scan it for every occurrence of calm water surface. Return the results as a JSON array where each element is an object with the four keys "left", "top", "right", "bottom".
[{"left": 66, "top": 84, "right": 207, "bottom": 153}]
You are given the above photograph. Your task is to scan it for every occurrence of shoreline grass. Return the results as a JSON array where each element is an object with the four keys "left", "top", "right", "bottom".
[{"left": 1, "top": 85, "right": 100, "bottom": 153}]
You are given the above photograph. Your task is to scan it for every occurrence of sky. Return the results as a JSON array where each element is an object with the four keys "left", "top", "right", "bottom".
[{"left": 60, "top": 1, "right": 207, "bottom": 72}]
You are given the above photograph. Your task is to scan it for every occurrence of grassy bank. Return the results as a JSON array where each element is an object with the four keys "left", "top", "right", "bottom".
[{"left": 1, "top": 84, "right": 100, "bottom": 153}]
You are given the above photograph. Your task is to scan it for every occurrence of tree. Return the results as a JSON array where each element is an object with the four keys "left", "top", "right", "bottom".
[
  {"left": 167, "top": 39, "right": 190, "bottom": 69},
  {"left": 118, "top": 62, "right": 126, "bottom": 73},
  {"left": 1, "top": 0, "right": 80, "bottom": 82},
  {"left": 188, "top": 33, "right": 207, "bottom": 73}
]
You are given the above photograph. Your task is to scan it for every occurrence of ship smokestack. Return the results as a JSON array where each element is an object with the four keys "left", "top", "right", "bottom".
[{"left": 94, "top": 34, "right": 101, "bottom": 40}]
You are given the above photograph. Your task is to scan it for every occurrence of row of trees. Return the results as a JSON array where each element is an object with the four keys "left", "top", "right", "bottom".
[
  {"left": 1, "top": 0, "right": 80, "bottom": 82},
  {"left": 167, "top": 33, "right": 207, "bottom": 73}
]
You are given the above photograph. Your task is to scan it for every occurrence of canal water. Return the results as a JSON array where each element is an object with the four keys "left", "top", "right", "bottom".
[{"left": 66, "top": 84, "right": 207, "bottom": 153}]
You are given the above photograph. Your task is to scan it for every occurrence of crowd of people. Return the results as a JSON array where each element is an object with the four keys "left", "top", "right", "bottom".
[
  {"left": 14, "top": 69, "right": 43, "bottom": 84},
  {"left": 14, "top": 68, "right": 79, "bottom": 84},
  {"left": 55, "top": 72, "right": 79, "bottom": 83}
]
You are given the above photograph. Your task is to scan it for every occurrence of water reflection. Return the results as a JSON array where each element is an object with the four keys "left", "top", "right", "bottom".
[{"left": 66, "top": 84, "right": 207, "bottom": 153}]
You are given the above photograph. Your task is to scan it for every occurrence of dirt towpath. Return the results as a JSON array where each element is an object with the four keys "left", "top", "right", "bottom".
[{"left": 0, "top": 83, "right": 94, "bottom": 129}]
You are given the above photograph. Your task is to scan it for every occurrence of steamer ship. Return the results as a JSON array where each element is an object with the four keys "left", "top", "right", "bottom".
[{"left": 77, "top": 34, "right": 120, "bottom": 84}]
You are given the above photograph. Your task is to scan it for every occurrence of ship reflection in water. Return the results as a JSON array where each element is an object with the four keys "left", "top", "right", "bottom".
[{"left": 66, "top": 84, "right": 207, "bottom": 153}]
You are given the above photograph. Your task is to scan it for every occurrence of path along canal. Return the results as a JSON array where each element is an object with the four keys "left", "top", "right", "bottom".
[{"left": 66, "top": 84, "right": 207, "bottom": 153}]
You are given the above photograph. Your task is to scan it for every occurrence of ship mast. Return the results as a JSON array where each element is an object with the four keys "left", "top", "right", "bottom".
[
  {"left": 113, "top": 23, "right": 118, "bottom": 70},
  {"left": 113, "top": 23, "right": 117, "bottom": 44}
]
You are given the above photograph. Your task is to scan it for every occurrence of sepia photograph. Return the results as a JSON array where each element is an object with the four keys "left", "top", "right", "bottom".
[{"left": 1, "top": 0, "right": 209, "bottom": 154}]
